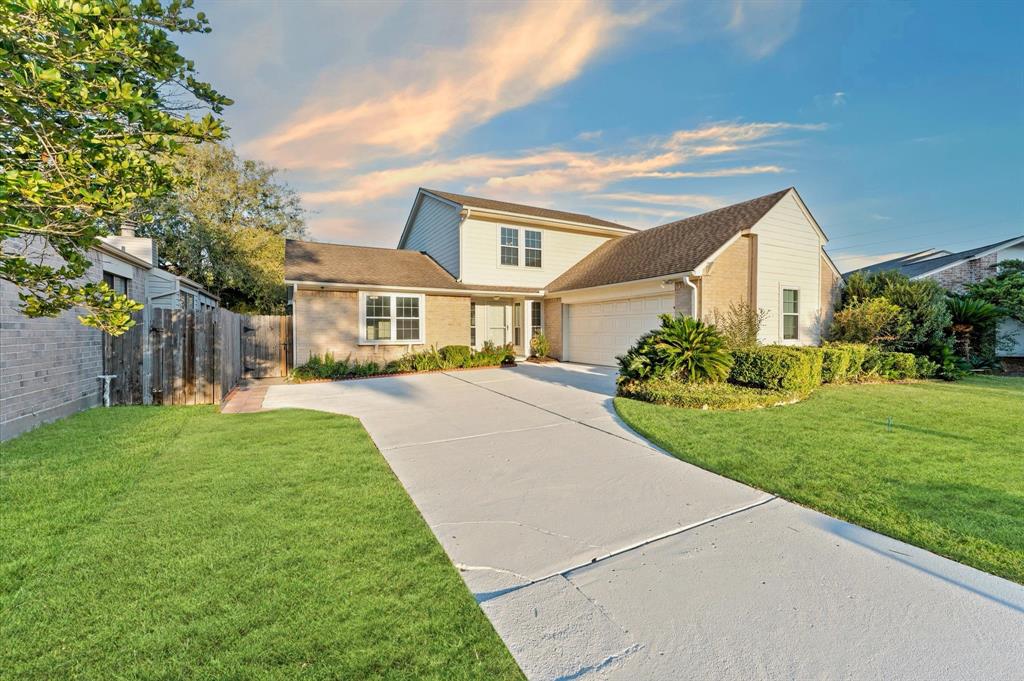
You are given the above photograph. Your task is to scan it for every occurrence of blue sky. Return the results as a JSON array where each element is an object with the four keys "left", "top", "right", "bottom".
[{"left": 177, "top": 0, "right": 1023, "bottom": 271}]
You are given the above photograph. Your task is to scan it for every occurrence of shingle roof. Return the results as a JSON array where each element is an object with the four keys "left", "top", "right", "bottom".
[
  {"left": 286, "top": 240, "right": 461, "bottom": 288},
  {"left": 547, "top": 188, "right": 791, "bottom": 292},
  {"left": 424, "top": 189, "right": 634, "bottom": 231},
  {"left": 285, "top": 240, "right": 544, "bottom": 293},
  {"left": 844, "top": 235, "right": 1024, "bottom": 279}
]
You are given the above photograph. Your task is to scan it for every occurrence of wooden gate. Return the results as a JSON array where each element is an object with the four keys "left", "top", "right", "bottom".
[
  {"left": 150, "top": 308, "right": 219, "bottom": 405},
  {"left": 242, "top": 315, "right": 292, "bottom": 378},
  {"left": 102, "top": 310, "right": 146, "bottom": 405}
]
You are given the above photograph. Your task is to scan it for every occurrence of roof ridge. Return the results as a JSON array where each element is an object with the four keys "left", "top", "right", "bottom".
[
  {"left": 647, "top": 188, "right": 791, "bottom": 233},
  {"left": 421, "top": 188, "right": 634, "bottom": 231}
]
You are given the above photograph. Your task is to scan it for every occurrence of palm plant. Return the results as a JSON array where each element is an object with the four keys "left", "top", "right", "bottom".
[
  {"left": 617, "top": 314, "right": 733, "bottom": 385},
  {"left": 946, "top": 296, "right": 1005, "bottom": 360}
]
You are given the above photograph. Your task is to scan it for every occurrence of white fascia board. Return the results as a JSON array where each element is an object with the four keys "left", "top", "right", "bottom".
[
  {"left": 555, "top": 274, "right": 687, "bottom": 304},
  {"left": 287, "top": 279, "right": 544, "bottom": 297},
  {"left": 465, "top": 208, "right": 634, "bottom": 237}
]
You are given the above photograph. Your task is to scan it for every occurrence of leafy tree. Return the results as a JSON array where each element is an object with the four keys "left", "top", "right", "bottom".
[
  {"left": 829, "top": 296, "right": 909, "bottom": 345},
  {"left": 836, "top": 270, "right": 951, "bottom": 353},
  {"left": 134, "top": 143, "right": 306, "bottom": 313},
  {"left": 1, "top": 0, "right": 229, "bottom": 334},
  {"left": 966, "top": 259, "right": 1024, "bottom": 322}
]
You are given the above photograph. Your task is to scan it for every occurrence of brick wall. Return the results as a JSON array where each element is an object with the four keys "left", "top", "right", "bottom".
[
  {"left": 1, "top": 251, "right": 148, "bottom": 441},
  {"left": 699, "top": 235, "right": 751, "bottom": 320},
  {"left": 293, "top": 289, "right": 470, "bottom": 363},
  {"left": 543, "top": 297, "right": 563, "bottom": 360},
  {"left": 927, "top": 254, "right": 998, "bottom": 294},
  {"left": 818, "top": 255, "right": 841, "bottom": 334}
]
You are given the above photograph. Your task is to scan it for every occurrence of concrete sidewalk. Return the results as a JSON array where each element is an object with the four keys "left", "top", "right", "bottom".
[{"left": 264, "top": 364, "right": 1024, "bottom": 680}]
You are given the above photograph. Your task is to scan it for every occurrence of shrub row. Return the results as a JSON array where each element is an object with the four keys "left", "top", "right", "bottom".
[
  {"left": 619, "top": 377, "right": 801, "bottom": 411},
  {"left": 729, "top": 343, "right": 921, "bottom": 390},
  {"left": 292, "top": 342, "right": 514, "bottom": 381}
]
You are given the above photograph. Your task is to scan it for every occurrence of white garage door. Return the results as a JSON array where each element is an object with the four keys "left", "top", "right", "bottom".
[{"left": 566, "top": 294, "right": 675, "bottom": 366}]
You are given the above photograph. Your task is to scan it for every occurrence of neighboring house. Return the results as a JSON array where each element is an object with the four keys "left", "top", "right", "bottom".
[
  {"left": 846, "top": 234, "right": 1024, "bottom": 358},
  {"left": 0, "top": 228, "right": 219, "bottom": 441},
  {"left": 287, "top": 187, "right": 841, "bottom": 367}
]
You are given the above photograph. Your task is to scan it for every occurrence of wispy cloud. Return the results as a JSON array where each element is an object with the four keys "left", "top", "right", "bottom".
[
  {"left": 589, "top": 192, "right": 726, "bottom": 211},
  {"left": 726, "top": 0, "right": 803, "bottom": 59},
  {"left": 302, "top": 121, "right": 823, "bottom": 206},
  {"left": 246, "top": 1, "right": 651, "bottom": 169},
  {"left": 576, "top": 130, "right": 604, "bottom": 141}
]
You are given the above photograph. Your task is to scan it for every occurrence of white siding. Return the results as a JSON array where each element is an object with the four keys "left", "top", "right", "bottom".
[
  {"left": 403, "top": 194, "right": 461, "bottom": 277},
  {"left": 752, "top": 192, "right": 826, "bottom": 344},
  {"left": 460, "top": 217, "right": 610, "bottom": 288}
]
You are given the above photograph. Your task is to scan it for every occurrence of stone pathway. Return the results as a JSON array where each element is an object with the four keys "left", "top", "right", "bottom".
[{"left": 220, "top": 377, "right": 287, "bottom": 413}]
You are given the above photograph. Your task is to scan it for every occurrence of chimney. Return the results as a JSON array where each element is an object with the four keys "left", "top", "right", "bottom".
[{"left": 121, "top": 219, "right": 137, "bottom": 238}]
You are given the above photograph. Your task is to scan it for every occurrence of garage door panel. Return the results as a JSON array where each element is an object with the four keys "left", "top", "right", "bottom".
[{"left": 567, "top": 294, "right": 673, "bottom": 366}]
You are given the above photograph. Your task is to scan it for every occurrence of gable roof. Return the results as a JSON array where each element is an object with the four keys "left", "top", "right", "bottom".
[
  {"left": 844, "top": 235, "right": 1024, "bottom": 279},
  {"left": 285, "top": 240, "right": 544, "bottom": 294},
  {"left": 422, "top": 188, "right": 634, "bottom": 231},
  {"left": 286, "top": 240, "right": 461, "bottom": 289},
  {"left": 547, "top": 188, "right": 792, "bottom": 292}
]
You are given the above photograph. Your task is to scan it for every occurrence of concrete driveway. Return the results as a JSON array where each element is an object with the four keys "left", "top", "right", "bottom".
[{"left": 263, "top": 363, "right": 1024, "bottom": 680}]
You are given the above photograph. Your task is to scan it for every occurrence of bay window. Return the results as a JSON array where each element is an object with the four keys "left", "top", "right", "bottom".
[{"left": 360, "top": 292, "right": 425, "bottom": 344}]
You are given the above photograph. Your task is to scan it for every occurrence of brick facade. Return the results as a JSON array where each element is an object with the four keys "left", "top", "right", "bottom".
[
  {"left": 926, "top": 254, "right": 998, "bottom": 294},
  {"left": 543, "top": 297, "right": 563, "bottom": 360},
  {"left": 699, "top": 235, "right": 752, "bottom": 321},
  {"left": 1, "top": 251, "right": 149, "bottom": 441},
  {"left": 293, "top": 289, "right": 470, "bottom": 363},
  {"left": 673, "top": 280, "right": 696, "bottom": 317}
]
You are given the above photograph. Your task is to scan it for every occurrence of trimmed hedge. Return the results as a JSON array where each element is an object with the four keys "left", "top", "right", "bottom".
[
  {"left": 618, "top": 377, "right": 800, "bottom": 411},
  {"left": 862, "top": 347, "right": 917, "bottom": 380},
  {"left": 820, "top": 342, "right": 869, "bottom": 383},
  {"left": 292, "top": 343, "right": 513, "bottom": 381},
  {"left": 729, "top": 346, "right": 823, "bottom": 393}
]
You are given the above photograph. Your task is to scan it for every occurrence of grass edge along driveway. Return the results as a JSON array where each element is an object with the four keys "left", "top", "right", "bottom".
[
  {"left": 615, "top": 376, "right": 1024, "bottom": 584},
  {"left": 0, "top": 406, "right": 523, "bottom": 680}
]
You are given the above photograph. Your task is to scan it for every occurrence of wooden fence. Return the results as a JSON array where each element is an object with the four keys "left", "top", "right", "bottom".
[{"left": 103, "top": 309, "right": 290, "bottom": 406}]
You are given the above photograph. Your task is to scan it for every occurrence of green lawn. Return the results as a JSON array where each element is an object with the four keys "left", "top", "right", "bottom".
[
  {"left": 615, "top": 376, "right": 1024, "bottom": 584},
  {"left": 0, "top": 407, "right": 522, "bottom": 680}
]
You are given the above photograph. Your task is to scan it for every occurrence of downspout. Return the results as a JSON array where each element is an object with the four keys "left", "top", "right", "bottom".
[{"left": 683, "top": 275, "right": 698, "bottom": 318}]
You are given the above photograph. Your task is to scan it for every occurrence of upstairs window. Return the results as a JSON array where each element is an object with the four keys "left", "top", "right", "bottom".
[
  {"left": 500, "top": 227, "right": 519, "bottom": 266},
  {"left": 361, "top": 292, "right": 425, "bottom": 344},
  {"left": 524, "top": 230, "right": 542, "bottom": 268},
  {"left": 782, "top": 288, "right": 799, "bottom": 340},
  {"left": 103, "top": 272, "right": 128, "bottom": 295}
]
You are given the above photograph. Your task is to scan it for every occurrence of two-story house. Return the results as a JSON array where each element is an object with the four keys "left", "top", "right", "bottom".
[{"left": 286, "top": 187, "right": 842, "bottom": 367}]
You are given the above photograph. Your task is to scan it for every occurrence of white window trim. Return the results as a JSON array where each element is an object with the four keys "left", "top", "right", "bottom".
[
  {"left": 497, "top": 225, "right": 520, "bottom": 268},
  {"left": 496, "top": 225, "right": 544, "bottom": 270},
  {"left": 358, "top": 291, "right": 426, "bottom": 345},
  {"left": 779, "top": 285, "right": 800, "bottom": 343}
]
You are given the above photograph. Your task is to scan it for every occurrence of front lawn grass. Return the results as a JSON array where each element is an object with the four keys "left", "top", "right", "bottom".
[
  {"left": 1, "top": 407, "right": 522, "bottom": 680},
  {"left": 615, "top": 376, "right": 1024, "bottom": 583}
]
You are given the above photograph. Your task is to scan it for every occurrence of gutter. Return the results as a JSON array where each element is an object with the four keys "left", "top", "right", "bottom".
[{"left": 682, "top": 275, "right": 698, "bottom": 317}]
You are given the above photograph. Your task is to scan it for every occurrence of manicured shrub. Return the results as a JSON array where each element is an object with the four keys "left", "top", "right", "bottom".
[
  {"left": 862, "top": 348, "right": 917, "bottom": 380},
  {"left": 617, "top": 315, "right": 733, "bottom": 385},
  {"left": 440, "top": 345, "right": 472, "bottom": 367},
  {"left": 618, "top": 377, "right": 801, "bottom": 411},
  {"left": 529, "top": 332, "right": 550, "bottom": 358},
  {"left": 821, "top": 346, "right": 851, "bottom": 384},
  {"left": 728, "top": 345, "right": 822, "bottom": 393}
]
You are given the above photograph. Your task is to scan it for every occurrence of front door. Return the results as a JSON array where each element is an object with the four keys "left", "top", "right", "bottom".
[{"left": 485, "top": 302, "right": 507, "bottom": 346}]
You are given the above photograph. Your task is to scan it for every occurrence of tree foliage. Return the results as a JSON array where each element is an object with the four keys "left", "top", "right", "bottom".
[
  {"left": 835, "top": 270, "right": 950, "bottom": 353},
  {"left": 0, "top": 0, "right": 229, "bottom": 333},
  {"left": 965, "top": 259, "right": 1024, "bottom": 322},
  {"left": 829, "top": 296, "right": 909, "bottom": 345},
  {"left": 135, "top": 143, "right": 305, "bottom": 313}
]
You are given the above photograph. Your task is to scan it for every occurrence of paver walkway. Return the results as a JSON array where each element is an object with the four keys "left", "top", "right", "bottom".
[
  {"left": 263, "top": 363, "right": 1024, "bottom": 680},
  {"left": 220, "top": 377, "right": 287, "bottom": 413}
]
